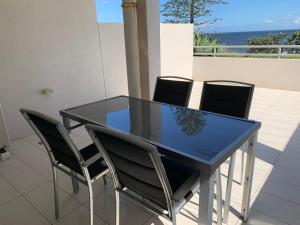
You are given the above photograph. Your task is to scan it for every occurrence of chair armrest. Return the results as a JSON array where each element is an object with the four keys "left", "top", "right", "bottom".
[{"left": 82, "top": 153, "right": 102, "bottom": 167}]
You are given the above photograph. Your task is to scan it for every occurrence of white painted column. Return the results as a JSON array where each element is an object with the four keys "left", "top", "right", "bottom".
[
  {"left": 122, "top": 0, "right": 141, "bottom": 98},
  {"left": 122, "top": 0, "right": 161, "bottom": 100}
]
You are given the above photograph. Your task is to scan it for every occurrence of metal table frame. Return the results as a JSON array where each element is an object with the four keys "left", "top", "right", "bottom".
[
  {"left": 60, "top": 96, "right": 260, "bottom": 225},
  {"left": 197, "top": 133, "right": 257, "bottom": 225}
]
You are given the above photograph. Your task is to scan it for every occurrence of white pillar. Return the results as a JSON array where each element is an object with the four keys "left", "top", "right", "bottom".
[
  {"left": 122, "top": 0, "right": 161, "bottom": 100},
  {"left": 122, "top": 0, "right": 141, "bottom": 98}
]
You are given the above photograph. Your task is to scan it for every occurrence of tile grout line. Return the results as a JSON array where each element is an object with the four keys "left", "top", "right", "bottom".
[
  {"left": 250, "top": 209, "right": 291, "bottom": 225},
  {"left": 0, "top": 174, "right": 53, "bottom": 224},
  {"left": 255, "top": 90, "right": 287, "bottom": 120},
  {"left": 260, "top": 190, "right": 300, "bottom": 208}
]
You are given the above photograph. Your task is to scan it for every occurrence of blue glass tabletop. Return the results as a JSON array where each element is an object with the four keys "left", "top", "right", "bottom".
[{"left": 60, "top": 96, "right": 261, "bottom": 172}]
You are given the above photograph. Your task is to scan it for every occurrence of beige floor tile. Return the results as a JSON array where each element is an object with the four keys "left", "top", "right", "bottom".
[
  {"left": 29, "top": 156, "right": 65, "bottom": 180},
  {"left": 70, "top": 133, "right": 92, "bottom": 147},
  {"left": 86, "top": 192, "right": 152, "bottom": 225},
  {"left": 253, "top": 193, "right": 300, "bottom": 225},
  {"left": 0, "top": 197, "right": 50, "bottom": 225},
  {"left": 12, "top": 144, "right": 47, "bottom": 164},
  {"left": 22, "top": 134, "right": 45, "bottom": 150},
  {"left": 0, "top": 154, "right": 27, "bottom": 176},
  {"left": 143, "top": 201, "right": 202, "bottom": 225},
  {"left": 258, "top": 135, "right": 287, "bottom": 151},
  {"left": 24, "top": 183, "right": 81, "bottom": 223},
  {"left": 269, "top": 166, "right": 300, "bottom": 187},
  {"left": 71, "top": 126, "right": 91, "bottom": 139},
  {"left": 5, "top": 138, "right": 32, "bottom": 153},
  {"left": 0, "top": 175, "right": 20, "bottom": 206},
  {"left": 57, "top": 174, "right": 113, "bottom": 204},
  {"left": 274, "top": 154, "right": 300, "bottom": 173},
  {"left": 237, "top": 210, "right": 288, "bottom": 225},
  {"left": 219, "top": 170, "right": 267, "bottom": 205},
  {"left": 255, "top": 145, "right": 280, "bottom": 165},
  {"left": 54, "top": 206, "right": 107, "bottom": 225},
  {"left": 260, "top": 178, "right": 300, "bottom": 205},
  {"left": 2, "top": 164, "right": 48, "bottom": 194}
]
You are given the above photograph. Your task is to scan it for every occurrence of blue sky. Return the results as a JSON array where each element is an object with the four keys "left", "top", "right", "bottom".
[{"left": 95, "top": 0, "right": 300, "bottom": 33}]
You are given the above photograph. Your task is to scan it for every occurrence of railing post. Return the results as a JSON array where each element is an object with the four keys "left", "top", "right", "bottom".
[
  {"left": 214, "top": 47, "right": 217, "bottom": 57},
  {"left": 278, "top": 47, "right": 282, "bottom": 59}
]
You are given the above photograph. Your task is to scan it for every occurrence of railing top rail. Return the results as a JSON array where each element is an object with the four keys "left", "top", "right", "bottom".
[
  {"left": 193, "top": 52, "right": 300, "bottom": 56},
  {"left": 193, "top": 45, "right": 300, "bottom": 58},
  {"left": 194, "top": 45, "right": 300, "bottom": 48}
]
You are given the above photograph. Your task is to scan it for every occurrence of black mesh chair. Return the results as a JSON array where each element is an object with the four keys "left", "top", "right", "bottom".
[
  {"left": 200, "top": 80, "right": 254, "bottom": 119},
  {"left": 86, "top": 124, "right": 200, "bottom": 225},
  {"left": 153, "top": 76, "right": 194, "bottom": 107},
  {"left": 199, "top": 80, "right": 255, "bottom": 223},
  {"left": 20, "top": 109, "right": 109, "bottom": 225}
]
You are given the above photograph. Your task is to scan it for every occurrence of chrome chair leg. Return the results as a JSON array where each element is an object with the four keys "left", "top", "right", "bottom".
[
  {"left": 71, "top": 170, "right": 79, "bottom": 193},
  {"left": 103, "top": 175, "right": 107, "bottom": 185},
  {"left": 171, "top": 209, "right": 177, "bottom": 225},
  {"left": 215, "top": 168, "right": 223, "bottom": 225},
  {"left": 52, "top": 167, "right": 59, "bottom": 219},
  {"left": 115, "top": 191, "right": 120, "bottom": 225},
  {"left": 223, "top": 152, "right": 236, "bottom": 224},
  {"left": 87, "top": 180, "right": 94, "bottom": 225}
]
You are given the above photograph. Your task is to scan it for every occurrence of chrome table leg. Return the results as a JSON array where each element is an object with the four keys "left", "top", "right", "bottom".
[
  {"left": 223, "top": 152, "right": 236, "bottom": 223},
  {"left": 215, "top": 168, "right": 223, "bottom": 225},
  {"left": 198, "top": 172, "right": 214, "bottom": 225},
  {"left": 240, "top": 143, "right": 246, "bottom": 184},
  {"left": 241, "top": 133, "right": 257, "bottom": 221}
]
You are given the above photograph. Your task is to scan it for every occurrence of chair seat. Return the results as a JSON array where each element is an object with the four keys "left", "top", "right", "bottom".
[
  {"left": 59, "top": 144, "right": 107, "bottom": 179},
  {"left": 161, "top": 156, "right": 199, "bottom": 204}
]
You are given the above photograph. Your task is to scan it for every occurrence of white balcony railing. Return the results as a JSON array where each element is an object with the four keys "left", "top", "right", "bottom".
[{"left": 193, "top": 45, "right": 300, "bottom": 58}]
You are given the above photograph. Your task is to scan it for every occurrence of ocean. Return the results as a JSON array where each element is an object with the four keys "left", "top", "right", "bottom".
[{"left": 206, "top": 29, "right": 300, "bottom": 45}]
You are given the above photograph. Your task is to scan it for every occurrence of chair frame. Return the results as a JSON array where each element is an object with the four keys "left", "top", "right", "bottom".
[
  {"left": 20, "top": 109, "right": 109, "bottom": 225},
  {"left": 153, "top": 76, "right": 194, "bottom": 107},
  {"left": 199, "top": 80, "right": 255, "bottom": 224},
  {"left": 86, "top": 124, "right": 199, "bottom": 225}
]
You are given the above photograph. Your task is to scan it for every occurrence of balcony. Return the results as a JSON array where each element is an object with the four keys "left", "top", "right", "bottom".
[{"left": 0, "top": 83, "right": 299, "bottom": 225}]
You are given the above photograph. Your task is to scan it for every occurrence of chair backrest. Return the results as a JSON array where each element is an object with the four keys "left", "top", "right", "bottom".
[
  {"left": 20, "top": 109, "right": 83, "bottom": 172},
  {"left": 153, "top": 76, "right": 194, "bottom": 107},
  {"left": 199, "top": 80, "right": 254, "bottom": 119},
  {"left": 86, "top": 124, "right": 173, "bottom": 211}
]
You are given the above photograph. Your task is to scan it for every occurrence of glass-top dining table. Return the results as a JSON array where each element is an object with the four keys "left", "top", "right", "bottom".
[{"left": 60, "top": 95, "right": 261, "bottom": 225}]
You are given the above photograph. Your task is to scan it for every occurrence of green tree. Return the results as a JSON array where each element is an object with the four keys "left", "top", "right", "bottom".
[
  {"left": 288, "top": 31, "right": 300, "bottom": 53},
  {"left": 161, "top": 0, "right": 226, "bottom": 26},
  {"left": 288, "top": 31, "right": 300, "bottom": 45},
  {"left": 194, "top": 32, "right": 219, "bottom": 46},
  {"left": 194, "top": 32, "right": 220, "bottom": 54},
  {"left": 247, "top": 33, "right": 287, "bottom": 54}
]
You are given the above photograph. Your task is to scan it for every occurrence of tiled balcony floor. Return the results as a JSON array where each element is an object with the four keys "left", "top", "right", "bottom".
[{"left": 1, "top": 83, "right": 300, "bottom": 225}]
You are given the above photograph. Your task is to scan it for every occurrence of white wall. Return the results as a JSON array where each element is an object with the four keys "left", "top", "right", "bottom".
[
  {"left": 0, "top": 0, "right": 106, "bottom": 140},
  {"left": 160, "top": 24, "right": 194, "bottom": 79},
  {"left": 145, "top": 0, "right": 162, "bottom": 98},
  {"left": 193, "top": 57, "right": 300, "bottom": 91},
  {"left": 0, "top": 4, "right": 194, "bottom": 141},
  {"left": 98, "top": 23, "right": 194, "bottom": 98},
  {"left": 98, "top": 23, "right": 128, "bottom": 98}
]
